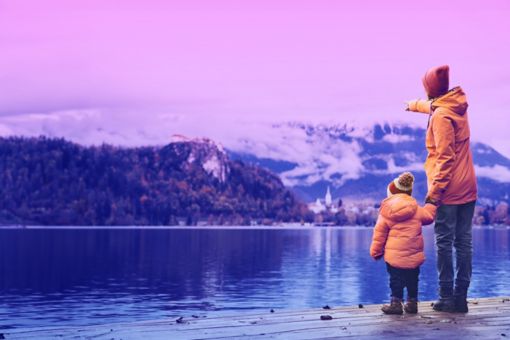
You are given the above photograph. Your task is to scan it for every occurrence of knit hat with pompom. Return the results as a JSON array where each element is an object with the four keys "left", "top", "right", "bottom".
[{"left": 387, "top": 172, "right": 414, "bottom": 197}]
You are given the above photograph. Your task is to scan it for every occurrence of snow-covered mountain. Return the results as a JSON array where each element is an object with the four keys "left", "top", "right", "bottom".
[
  {"left": 1, "top": 109, "right": 509, "bottom": 205},
  {"left": 228, "top": 122, "right": 510, "bottom": 204}
]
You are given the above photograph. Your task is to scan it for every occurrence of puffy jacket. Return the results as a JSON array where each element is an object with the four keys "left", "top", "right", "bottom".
[
  {"left": 370, "top": 194, "right": 437, "bottom": 269},
  {"left": 407, "top": 87, "right": 477, "bottom": 204}
]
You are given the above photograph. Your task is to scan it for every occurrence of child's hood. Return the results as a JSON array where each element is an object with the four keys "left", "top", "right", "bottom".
[{"left": 380, "top": 194, "right": 418, "bottom": 222}]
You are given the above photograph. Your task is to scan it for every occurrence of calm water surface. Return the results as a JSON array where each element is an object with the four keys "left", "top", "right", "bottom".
[{"left": 1, "top": 227, "right": 509, "bottom": 329}]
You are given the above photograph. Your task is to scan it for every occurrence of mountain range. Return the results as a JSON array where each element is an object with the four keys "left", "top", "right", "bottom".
[
  {"left": 1, "top": 115, "right": 509, "bottom": 224},
  {"left": 228, "top": 122, "right": 510, "bottom": 205}
]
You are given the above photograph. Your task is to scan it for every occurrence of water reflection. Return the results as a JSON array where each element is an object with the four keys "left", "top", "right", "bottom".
[{"left": 0, "top": 227, "right": 509, "bottom": 328}]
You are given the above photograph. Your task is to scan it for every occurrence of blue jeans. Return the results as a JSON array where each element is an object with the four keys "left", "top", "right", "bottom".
[{"left": 434, "top": 201, "right": 476, "bottom": 298}]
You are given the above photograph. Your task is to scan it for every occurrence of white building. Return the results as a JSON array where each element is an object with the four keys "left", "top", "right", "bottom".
[
  {"left": 325, "top": 186, "right": 332, "bottom": 207},
  {"left": 309, "top": 186, "right": 339, "bottom": 214}
]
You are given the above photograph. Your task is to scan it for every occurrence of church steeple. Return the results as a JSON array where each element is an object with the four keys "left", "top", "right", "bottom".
[{"left": 325, "top": 186, "right": 332, "bottom": 207}]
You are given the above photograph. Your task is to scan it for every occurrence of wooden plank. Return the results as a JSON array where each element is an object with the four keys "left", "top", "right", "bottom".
[
  {"left": 3, "top": 297, "right": 509, "bottom": 340},
  {"left": 5, "top": 306, "right": 510, "bottom": 339},
  {"left": 140, "top": 310, "right": 510, "bottom": 339},
  {"left": 76, "top": 303, "right": 510, "bottom": 337},
  {"left": 82, "top": 299, "right": 510, "bottom": 332},
  {"left": 143, "top": 308, "right": 510, "bottom": 337},
  {"left": 2, "top": 304, "right": 510, "bottom": 332}
]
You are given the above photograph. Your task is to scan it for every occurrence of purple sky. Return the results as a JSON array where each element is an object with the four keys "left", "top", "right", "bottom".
[{"left": 1, "top": 0, "right": 510, "bottom": 155}]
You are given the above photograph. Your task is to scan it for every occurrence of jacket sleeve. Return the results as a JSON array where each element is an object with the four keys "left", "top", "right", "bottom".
[
  {"left": 369, "top": 215, "right": 390, "bottom": 259},
  {"left": 418, "top": 203, "right": 437, "bottom": 225},
  {"left": 407, "top": 99, "right": 432, "bottom": 114},
  {"left": 427, "top": 112, "right": 456, "bottom": 202}
]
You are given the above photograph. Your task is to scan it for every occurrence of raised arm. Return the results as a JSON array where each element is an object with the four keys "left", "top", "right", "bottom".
[
  {"left": 369, "top": 215, "right": 390, "bottom": 259},
  {"left": 427, "top": 112, "right": 456, "bottom": 203},
  {"left": 407, "top": 99, "right": 432, "bottom": 114},
  {"left": 417, "top": 203, "right": 437, "bottom": 225}
]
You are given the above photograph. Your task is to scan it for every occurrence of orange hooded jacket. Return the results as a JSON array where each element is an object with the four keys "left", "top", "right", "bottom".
[
  {"left": 370, "top": 194, "right": 437, "bottom": 269},
  {"left": 407, "top": 87, "right": 477, "bottom": 205}
]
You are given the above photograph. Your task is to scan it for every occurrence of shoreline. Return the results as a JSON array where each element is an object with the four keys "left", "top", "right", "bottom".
[{"left": 1, "top": 225, "right": 509, "bottom": 230}]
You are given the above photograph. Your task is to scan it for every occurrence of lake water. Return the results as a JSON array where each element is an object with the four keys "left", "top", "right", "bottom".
[{"left": 1, "top": 226, "right": 509, "bottom": 329}]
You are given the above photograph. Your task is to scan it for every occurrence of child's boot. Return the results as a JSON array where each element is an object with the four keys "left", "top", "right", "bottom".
[
  {"left": 404, "top": 298, "right": 418, "bottom": 314},
  {"left": 381, "top": 297, "right": 403, "bottom": 315}
]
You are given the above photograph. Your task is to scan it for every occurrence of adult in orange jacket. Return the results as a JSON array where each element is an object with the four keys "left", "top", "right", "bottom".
[{"left": 406, "top": 65, "right": 477, "bottom": 313}]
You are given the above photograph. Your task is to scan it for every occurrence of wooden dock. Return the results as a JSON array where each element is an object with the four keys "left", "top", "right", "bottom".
[{"left": 3, "top": 297, "right": 510, "bottom": 339}]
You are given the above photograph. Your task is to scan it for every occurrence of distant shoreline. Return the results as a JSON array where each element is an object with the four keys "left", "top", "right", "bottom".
[{"left": 1, "top": 225, "right": 509, "bottom": 230}]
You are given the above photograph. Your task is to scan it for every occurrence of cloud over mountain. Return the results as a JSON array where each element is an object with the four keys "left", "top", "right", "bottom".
[{"left": 1, "top": 110, "right": 510, "bottom": 204}]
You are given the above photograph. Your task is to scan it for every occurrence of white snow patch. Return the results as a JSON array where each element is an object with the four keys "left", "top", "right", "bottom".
[
  {"left": 187, "top": 153, "right": 195, "bottom": 163},
  {"left": 345, "top": 125, "right": 374, "bottom": 142},
  {"left": 203, "top": 154, "right": 226, "bottom": 182},
  {"left": 382, "top": 134, "right": 414, "bottom": 143},
  {"left": 385, "top": 158, "right": 424, "bottom": 174},
  {"left": 475, "top": 165, "right": 510, "bottom": 183},
  {"left": 273, "top": 131, "right": 363, "bottom": 187}
]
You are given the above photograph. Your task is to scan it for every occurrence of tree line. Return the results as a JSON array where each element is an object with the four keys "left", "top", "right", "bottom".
[{"left": 0, "top": 137, "right": 311, "bottom": 226}]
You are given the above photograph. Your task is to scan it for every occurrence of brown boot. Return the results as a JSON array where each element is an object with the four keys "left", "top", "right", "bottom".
[
  {"left": 404, "top": 298, "right": 418, "bottom": 314},
  {"left": 381, "top": 297, "right": 403, "bottom": 315}
]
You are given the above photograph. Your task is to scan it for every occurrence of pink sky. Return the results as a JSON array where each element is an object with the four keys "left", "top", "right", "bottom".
[{"left": 1, "top": 0, "right": 510, "bottom": 155}]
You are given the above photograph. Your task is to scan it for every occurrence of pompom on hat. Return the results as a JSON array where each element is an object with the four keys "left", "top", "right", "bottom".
[{"left": 387, "top": 172, "right": 414, "bottom": 197}]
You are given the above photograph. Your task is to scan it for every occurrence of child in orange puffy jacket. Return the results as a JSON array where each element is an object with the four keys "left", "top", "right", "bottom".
[{"left": 370, "top": 172, "right": 437, "bottom": 314}]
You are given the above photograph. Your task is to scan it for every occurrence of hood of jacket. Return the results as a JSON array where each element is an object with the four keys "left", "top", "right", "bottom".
[
  {"left": 380, "top": 194, "right": 418, "bottom": 222},
  {"left": 431, "top": 86, "right": 468, "bottom": 116}
]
